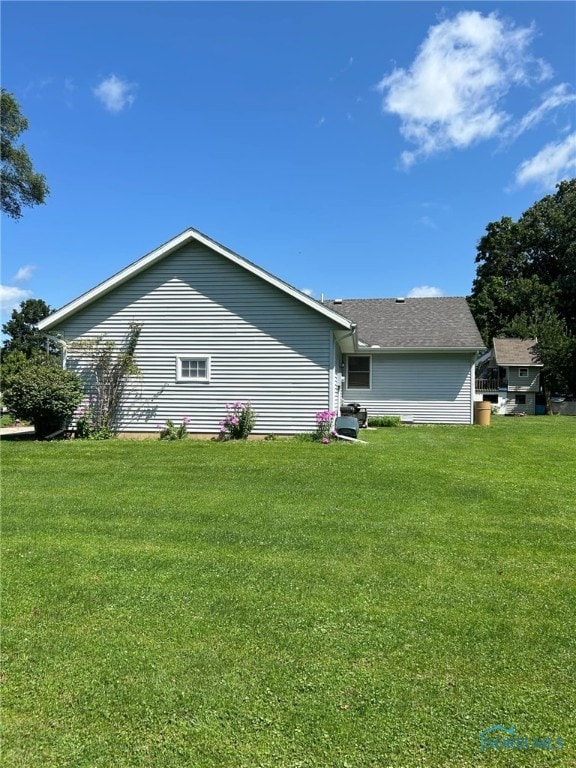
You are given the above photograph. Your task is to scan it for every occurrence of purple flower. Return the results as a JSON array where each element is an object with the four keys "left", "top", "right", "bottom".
[
  {"left": 183, "top": 416, "right": 190, "bottom": 424},
  {"left": 322, "top": 437, "right": 330, "bottom": 444}
]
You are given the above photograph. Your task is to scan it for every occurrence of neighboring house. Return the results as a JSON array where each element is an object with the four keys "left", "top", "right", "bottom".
[
  {"left": 37, "top": 228, "right": 484, "bottom": 434},
  {"left": 475, "top": 338, "right": 543, "bottom": 415}
]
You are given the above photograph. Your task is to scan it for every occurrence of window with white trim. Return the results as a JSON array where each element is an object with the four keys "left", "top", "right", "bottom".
[
  {"left": 518, "top": 367, "right": 529, "bottom": 377},
  {"left": 176, "top": 356, "right": 210, "bottom": 382},
  {"left": 347, "top": 356, "right": 371, "bottom": 389}
]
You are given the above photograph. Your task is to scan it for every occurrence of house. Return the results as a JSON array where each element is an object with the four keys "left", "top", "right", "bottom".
[
  {"left": 37, "top": 228, "right": 484, "bottom": 434},
  {"left": 328, "top": 298, "right": 484, "bottom": 424},
  {"left": 475, "top": 338, "right": 544, "bottom": 415}
]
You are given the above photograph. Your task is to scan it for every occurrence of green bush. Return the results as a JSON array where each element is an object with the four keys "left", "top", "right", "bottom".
[
  {"left": 75, "top": 400, "right": 114, "bottom": 440},
  {"left": 159, "top": 418, "right": 189, "bottom": 441},
  {"left": 2, "top": 360, "right": 83, "bottom": 439},
  {"left": 367, "top": 415, "right": 402, "bottom": 428}
]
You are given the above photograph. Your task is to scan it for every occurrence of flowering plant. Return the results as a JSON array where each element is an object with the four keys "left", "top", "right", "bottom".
[
  {"left": 75, "top": 398, "right": 113, "bottom": 440},
  {"left": 218, "top": 401, "right": 256, "bottom": 440},
  {"left": 159, "top": 417, "right": 190, "bottom": 440},
  {"left": 313, "top": 409, "right": 336, "bottom": 442}
]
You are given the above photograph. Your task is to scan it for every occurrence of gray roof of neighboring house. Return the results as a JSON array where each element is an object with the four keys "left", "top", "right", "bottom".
[
  {"left": 326, "top": 297, "right": 484, "bottom": 349},
  {"left": 493, "top": 337, "right": 542, "bottom": 366}
]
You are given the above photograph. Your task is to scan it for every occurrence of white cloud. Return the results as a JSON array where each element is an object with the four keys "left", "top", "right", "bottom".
[
  {"left": 511, "top": 84, "right": 576, "bottom": 139},
  {"left": 419, "top": 215, "right": 437, "bottom": 230},
  {"left": 301, "top": 288, "right": 314, "bottom": 297},
  {"left": 0, "top": 286, "right": 32, "bottom": 315},
  {"left": 377, "top": 11, "right": 552, "bottom": 166},
  {"left": 93, "top": 74, "right": 137, "bottom": 113},
  {"left": 407, "top": 285, "right": 445, "bottom": 298},
  {"left": 13, "top": 265, "right": 36, "bottom": 282},
  {"left": 515, "top": 133, "right": 576, "bottom": 190}
]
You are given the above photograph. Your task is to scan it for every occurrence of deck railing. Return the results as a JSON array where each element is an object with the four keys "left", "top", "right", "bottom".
[{"left": 475, "top": 378, "right": 506, "bottom": 392}]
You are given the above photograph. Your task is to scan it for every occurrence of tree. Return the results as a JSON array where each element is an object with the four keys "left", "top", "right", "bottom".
[
  {"left": 1, "top": 89, "right": 49, "bottom": 219},
  {"left": 469, "top": 179, "right": 576, "bottom": 394},
  {"left": 1, "top": 298, "right": 56, "bottom": 358},
  {"left": 2, "top": 358, "right": 83, "bottom": 439}
]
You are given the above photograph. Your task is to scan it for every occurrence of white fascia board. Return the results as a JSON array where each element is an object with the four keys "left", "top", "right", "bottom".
[
  {"left": 499, "top": 361, "right": 544, "bottom": 367},
  {"left": 360, "top": 346, "right": 486, "bottom": 354},
  {"left": 38, "top": 228, "right": 353, "bottom": 331}
]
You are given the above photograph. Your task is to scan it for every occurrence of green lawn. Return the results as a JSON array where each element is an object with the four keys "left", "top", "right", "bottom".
[{"left": 1, "top": 417, "right": 575, "bottom": 767}]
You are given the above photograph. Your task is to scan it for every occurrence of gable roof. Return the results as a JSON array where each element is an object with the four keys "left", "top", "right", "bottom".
[
  {"left": 37, "top": 228, "right": 354, "bottom": 332},
  {"left": 326, "top": 297, "right": 484, "bottom": 350},
  {"left": 493, "top": 338, "right": 542, "bottom": 367}
]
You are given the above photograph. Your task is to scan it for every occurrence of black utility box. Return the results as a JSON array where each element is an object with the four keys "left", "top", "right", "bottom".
[{"left": 340, "top": 402, "right": 367, "bottom": 428}]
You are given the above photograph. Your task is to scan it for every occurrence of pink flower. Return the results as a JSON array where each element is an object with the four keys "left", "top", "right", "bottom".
[{"left": 322, "top": 437, "right": 330, "bottom": 444}]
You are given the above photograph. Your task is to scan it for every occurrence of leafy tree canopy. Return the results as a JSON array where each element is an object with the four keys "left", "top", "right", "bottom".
[
  {"left": 1, "top": 89, "right": 50, "bottom": 219},
  {"left": 1, "top": 298, "right": 56, "bottom": 358},
  {"left": 469, "top": 178, "right": 576, "bottom": 395}
]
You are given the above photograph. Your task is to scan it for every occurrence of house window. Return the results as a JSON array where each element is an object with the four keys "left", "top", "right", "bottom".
[
  {"left": 515, "top": 394, "right": 526, "bottom": 405},
  {"left": 347, "top": 356, "right": 371, "bottom": 389},
  {"left": 519, "top": 368, "right": 529, "bottom": 377},
  {"left": 176, "top": 356, "right": 210, "bottom": 382}
]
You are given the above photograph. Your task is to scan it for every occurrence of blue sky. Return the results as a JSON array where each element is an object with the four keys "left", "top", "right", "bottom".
[{"left": 1, "top": 1, "right": 575, "bottom": 319}]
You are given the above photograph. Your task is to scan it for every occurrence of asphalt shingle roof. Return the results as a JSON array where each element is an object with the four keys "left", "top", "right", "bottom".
[
  {"left": 328, "top": 297, "right": 484, "bottom": 349},
  {"left": 493, "top": 338, "right": 542, "bottom": 366}
]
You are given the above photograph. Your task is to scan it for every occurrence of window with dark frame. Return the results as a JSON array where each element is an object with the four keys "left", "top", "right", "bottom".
[
  {"left": 515, "top": 394, "right": 526, "bottom": 405},
  {"left": 347, "top": 356, "right": 371, "bottom": 389}
]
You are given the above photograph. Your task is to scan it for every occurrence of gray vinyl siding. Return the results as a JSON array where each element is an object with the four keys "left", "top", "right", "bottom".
[
  {"left": 342, "top": 352, "right": 474, "bottom": 424},
  {"left": 505, "top": 392, "right": 535, "bottom": 415},
  {"left": 54, "top": 243, "right": 337, "bottom": 434},
  {"left": 507, "top": 366, "right": 540, "bottom": 392}
]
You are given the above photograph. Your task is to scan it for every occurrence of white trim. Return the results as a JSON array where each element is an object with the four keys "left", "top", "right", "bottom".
[
  {"left": 470, "top": 356, "right": 476, "bottom": 424},
  {"left": 175, "top": 355, "right": 211, "bottom": 383},
  {"left": 328, "top": 331, "right": 335, "bottom": 414},
  {"left": 359, "top": 346, "right": 485, "bottom": 354},
  {"left": 37, "top": 228, "right": 353, "bottom": 332}
]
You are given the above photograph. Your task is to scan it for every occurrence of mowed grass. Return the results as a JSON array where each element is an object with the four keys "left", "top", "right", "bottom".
[{"left": 1, "top": 417, "right": 575, "bottom": 767}]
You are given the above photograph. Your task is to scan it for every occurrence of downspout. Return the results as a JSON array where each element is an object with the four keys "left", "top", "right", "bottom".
[
  {"left": 329, "top": 330, "right": 335, "bottom": 415},
  {"left": 43, "top": 333, "right": 68, "bottom": 369},
  {"left": 332, "top": 323, "right": 357, "bottom": 430},
  {"left": 332, "top": 432, "right": 368, "bottom": 444}
]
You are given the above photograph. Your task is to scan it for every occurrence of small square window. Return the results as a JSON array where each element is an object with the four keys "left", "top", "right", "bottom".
[
  {"left": 515, "top": 394, "right": 526, "bottom": 405},
  {"left": 176, "top": 356, "right": 210, "bottom": 382},
  {"left": 347, "top": 356, "right": 371, "bottom": 389},
  {"left": 518, "top": 368, "right": 529, "bottom": 377}
]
